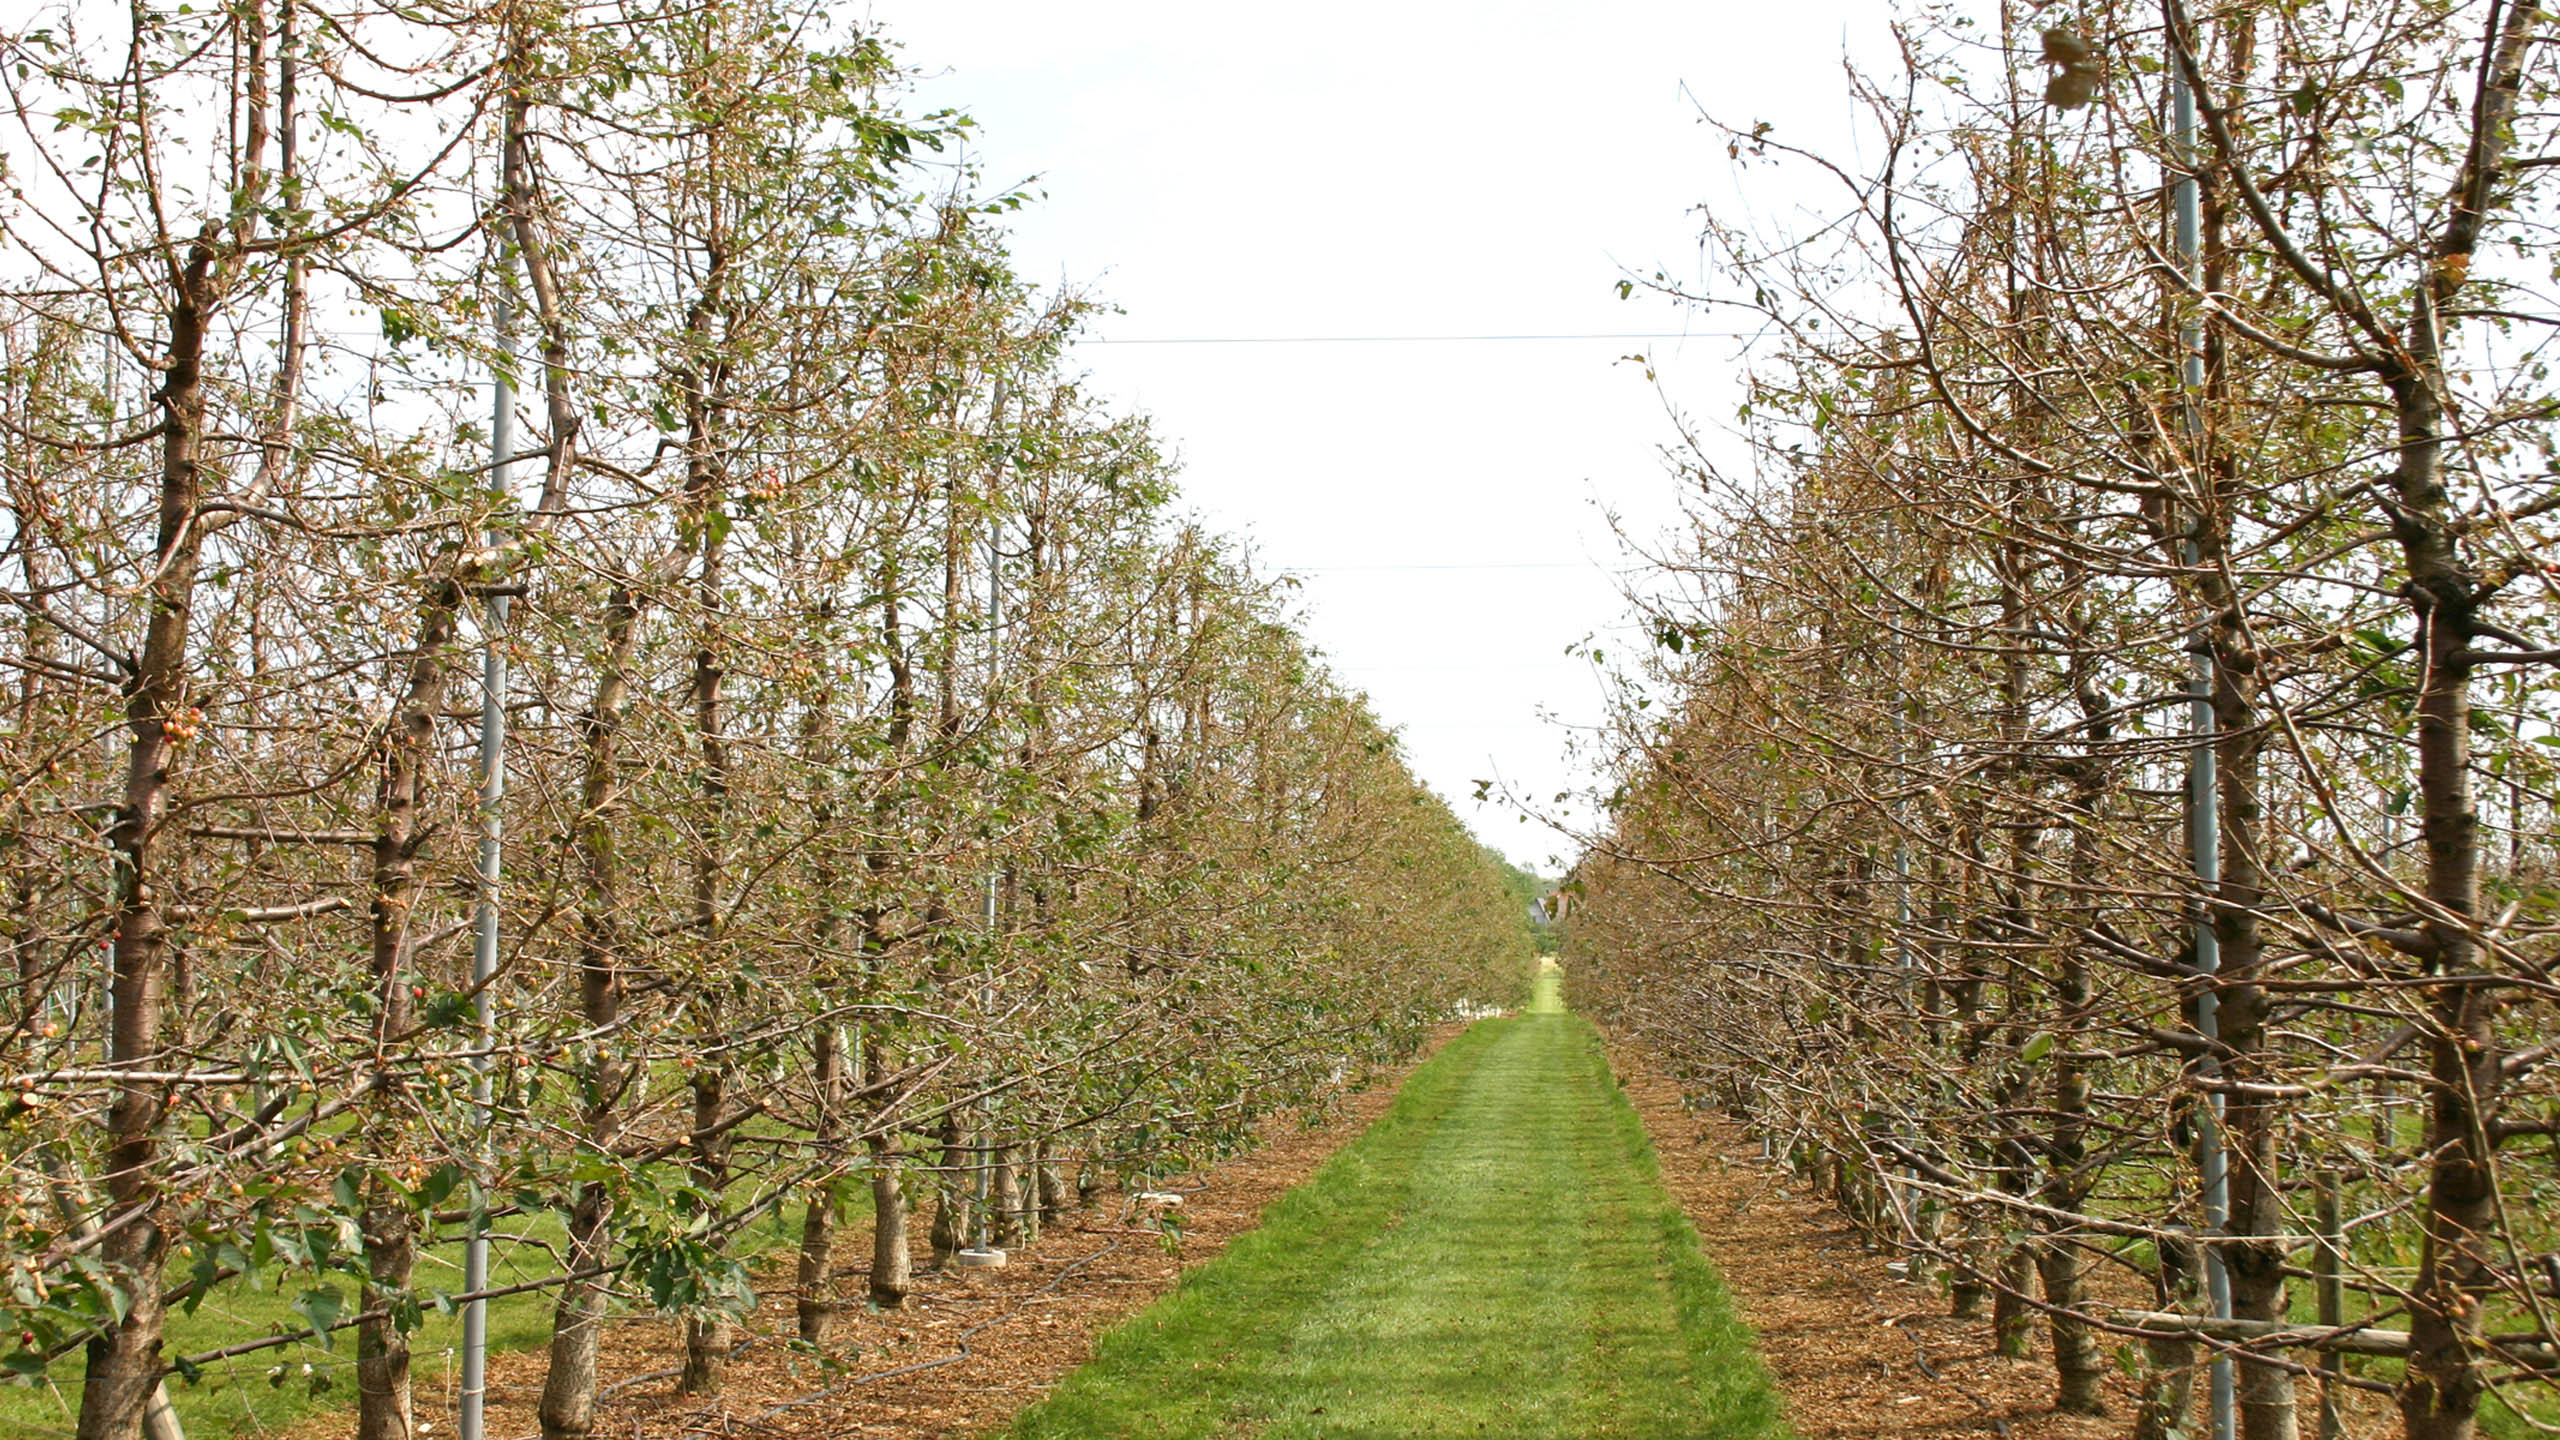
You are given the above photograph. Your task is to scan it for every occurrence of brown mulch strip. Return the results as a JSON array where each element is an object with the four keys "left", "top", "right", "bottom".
[
  {"left": 1600, "top": 1031, "right": 2130, "bottom": 1440},
  {"left": 327, "top": 1028, "right": 1459, "bottom": 1440},
  {"left": 1603, "top": 1031, "right": 2414, "bottom": 1440}
]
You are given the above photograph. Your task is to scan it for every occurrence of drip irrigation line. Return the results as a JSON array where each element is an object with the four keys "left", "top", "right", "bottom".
[
  {"left": 733, "top": 1235, "right": 1129, "bottom": 1429},
  {"left": 594, "top": 1335, "right": 760, "bottom": 1406},
  {"left": 1890, "top": 1322, "right": 2013, "bottom": 1439}
]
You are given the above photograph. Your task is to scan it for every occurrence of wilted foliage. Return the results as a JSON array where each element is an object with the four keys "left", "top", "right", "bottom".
[
  {"left": 0, "top": 5, "right": 1532, "bottom": 1438},
  {"left": 1571, "top": 4, "right": 2559, "bottom": 1439}
]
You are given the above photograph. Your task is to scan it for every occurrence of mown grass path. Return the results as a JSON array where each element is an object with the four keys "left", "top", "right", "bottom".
[{"left": 1006, "top": 974, "right": 1790, "bottom": 1439}]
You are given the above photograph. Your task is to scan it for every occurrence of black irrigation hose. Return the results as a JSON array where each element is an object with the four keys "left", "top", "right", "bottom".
[
  {"left": 729, "top": 1235, "right": 1129, "bottom": 1430},
  {"left": 594, "top": 1335, "right": 760, "bottom": 1405},
  {"left": 1888, "top": 1319, "right": 2013, "bottom": 1440}
]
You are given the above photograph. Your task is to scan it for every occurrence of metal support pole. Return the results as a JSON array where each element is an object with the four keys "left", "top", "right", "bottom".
[
  {"left": 2315, "top": 1172, "right": 2347, "bottom": 1440},
  {"left": 974, "top": 520, "right": 999, "bottom": 1254},
  {"left": 973, "top": 380, "right": 1006, "bottom": 1257},
  {"left": 2170, "top": 31, "right": 2235, "bottom": 1440},
  {"left": 1891, "top": 640, "right": 1916, "bottom": 1007},
  {"left": 460, "top": 240, "right": 517, "bottom": 1440},
  {"left": 982, "top": 379, "right": 1006, "bottom": 938},
  {"left": 973, "top": 1137, "right": 994, "bottom": 1251},
  {"left": 982, "top": 524, "right": 1000, "bottom": 934},
  {"left": 2186, "top": 597, "right": 2235, "bottom": 1440}
]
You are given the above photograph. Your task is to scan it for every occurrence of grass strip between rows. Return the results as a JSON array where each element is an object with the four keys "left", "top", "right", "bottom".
[{"left": 1005, "top": 986, "right": 1791, "bottom": 1440}]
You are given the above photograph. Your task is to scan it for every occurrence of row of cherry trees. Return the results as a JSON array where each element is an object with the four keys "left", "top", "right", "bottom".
[
  {"left": 1568, "top": 3, "right": 2557, "bottom": 1440},
  {"left": 0, "top": 5, "right": 1531, "bottom": 1439}
]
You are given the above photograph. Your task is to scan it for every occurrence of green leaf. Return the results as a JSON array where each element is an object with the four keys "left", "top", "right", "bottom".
[
  {"left": 294, "top": 1287, "right": 345, "bottom": 1349},
  {"left": 182, "top": 1247, "right": 219, "bottom": 1316},
  {"left": 423, "top": 1163, "right": 462, "bottom": 1208}
]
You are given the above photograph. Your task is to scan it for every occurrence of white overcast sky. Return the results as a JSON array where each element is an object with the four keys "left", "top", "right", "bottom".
[{"left": 868, "top": 0, "right": 1895, "bottom": 873}]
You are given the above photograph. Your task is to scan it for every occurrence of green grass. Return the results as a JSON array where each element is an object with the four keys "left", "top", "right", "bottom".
[
  {"left": 1003, "top": 971, "right": 1791, "bottom": 1440},
  {"left": 2, "top": 1198, "right": 834, "bottom": 1440},
  {"left": 0, "top": 1218, "right": 571, "bottom": 1440},
  {"left": 0, "top": 1198, "right": 840, "bottom": 1440}
]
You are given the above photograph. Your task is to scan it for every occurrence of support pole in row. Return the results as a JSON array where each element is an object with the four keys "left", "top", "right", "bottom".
[
  {"left": 460, "top": 188, "right": 520, "bottom": 1440},
  {"left": 2168, "top": 26, "right": 2236, "bottom": 1440}
]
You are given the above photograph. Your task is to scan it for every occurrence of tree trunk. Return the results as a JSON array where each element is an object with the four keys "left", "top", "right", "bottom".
[
  {"left": 1950, "top": 1250, "right": 1987, "bottom": 1320},
  {"left": 795, "top": 1175, "right": 837, "bottom": 1342},
  {"left": 356, "top": 586, "right": 452, "bottom": 1440},
  {"left": 991, "top": 1141, "right": 1023, "bottom": 1249},
  {"left": 539, "top": 1182, "right": 614, "bottom": 1440},
  {"left": 2136, "top": 1231, "right": 2206, "bottom": 1440},
  {"left": 868, "top": 1132, "right": 911, "bottom": 1308},
  {"left": 75, "top": 232, "right": 220, "bottom": 1440},
  {"left": 537, "top": 588, "right": 640, "bottom": 1440},
  {"left": 929, "top": 1116, "right": 972, "bottom": 1264},
  {"left": 796, "top": 1024, "right": 843, "bottom": 1343},
  {"left": 2209, "top": 572, "right": 2293, "bottom": 1440},
  {"left": 356, "top": 1196, "right": 416, "bottom": 1440},
  {"left": 2385, "top": 28, "right": 2535, "bottom": 1407},
  {"left": 2040, "top": 667, "right": 2111, "bottom": 1416},
  {"left": 1992, "top": 1241, "right": 2037, "bottom": 1359},
  {"left": 674, "top": 262, "right": 735, "bottom": 1396},
  {"left": 678, "top": 1068, "right": 733, "bottom": 1397},
  {"left": 2037, "top": 1240, "right": 2104, "bottom": 1415},
  {"left": 1035, "top": 1141, "right": 1064, "bottom": 1226}
]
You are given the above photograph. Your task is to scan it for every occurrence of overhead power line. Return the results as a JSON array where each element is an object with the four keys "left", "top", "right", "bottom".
[
  {"left": 1077, "top": 331, "right": 1741, "bottom": 346},
  {"left": 1339, "top": 661, "right": 1593, "bottom": 673},
  {"left": 1294, "top": 561, "right": 1599, "bottom": 572}
]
